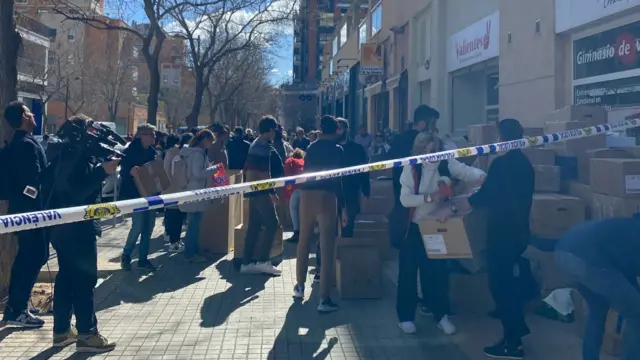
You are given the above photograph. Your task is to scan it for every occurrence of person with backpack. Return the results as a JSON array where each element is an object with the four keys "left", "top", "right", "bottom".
[
  {"left": 396, "top": 132, "right": 485, "bottom": 336},
  {"left": 162, "top": 134, "right": 187, "bottom": 252},
  {"left": 179, "top": 130, "right": 218, "bottom": 263}
]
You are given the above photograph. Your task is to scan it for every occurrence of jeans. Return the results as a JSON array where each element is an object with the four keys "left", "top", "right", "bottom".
[
  {"left": 242, "top": 195, "right": 280, "bottom": 264},
  {"left": 297, "top": 190, "right": 337, "bottom": 300},
  {"left": 555, "top": 251, "right": 640, "bottom": 360},
  {"left": 122, "top": 210, "right": 156, "bottom": 261},
  {"left": 164, "top": 208, "right": 186, "bottom": 244},
  {"left": 396, "top": 223, "right": 450, "bottom": 322},
  {"left": 184, "top": 212, "right": 203, "bottom": 258},
  {"left": 487, "top": 250, "right": 529, "bottom": 344},
  {"left": 3, "top": 228, "right": 49, "bottom": 318},
  {"left": 51, "top": 222, "right": 98, "bottom": 335},
  {"left": 289, "top": 189, "right": 301, "bottom": 231}
]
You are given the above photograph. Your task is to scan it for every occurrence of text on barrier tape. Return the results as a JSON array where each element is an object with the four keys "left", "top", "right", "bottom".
[{"left": 0, "top": 119, "right": 638, "bottom": 234}]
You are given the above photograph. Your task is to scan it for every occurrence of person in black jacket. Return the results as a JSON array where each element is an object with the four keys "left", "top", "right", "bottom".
[
  {"left": 47, "top": 115, "right": 119, "bottom": 353},
  {"left": 335, "top": 118, "right": 369, "bottom": 236},
  {"left": 227, "top": 126, "right": 251, "bottom": 170},
  {"left": 555, "top": 217, "right": 640, "bottom": 360},
  {"left": 1, "top": 101, "right": 49, "bottom": 328},
  {"left": 466, "top": 118, "right": 535, "bottom": 359},
  {"left": 119, "top": 123, "right": 158, "bottom": 271}
]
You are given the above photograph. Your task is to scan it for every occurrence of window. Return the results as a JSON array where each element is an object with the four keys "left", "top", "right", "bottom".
[
  {"left": 359, "top": 21, "right": 367, "bottom": 48},
  {"left": 329, "top": 60, "right": 333, "bottom": 75},
  {"left": 131, "top": 66, "right": 138, "bottom": 81},
  {"left": 339, "top": 23, "right": 347, "bottom": 47},
  {"left": 67, "top": 26, "right": 76, "bottom": 42},
  {"left": 132, "top": 45, "right": 141, "bottom": 58},
  {"left": 371, "top": 2, "right": 382, "bottom": 35},
  {"left": 332, "top": 37, "right": 338, "bottom": 57},
  {"left": 416, "top": 13, "right": 431, "bottom": 66},
  {"left": 67, "top": 54, "right": 74, "bottom": 65},
  {"left": 15, "top": 0, "right": 27, "bottom": 4},
  {"left": 320, "top": 13, "right": 333, "bottom": 27}
]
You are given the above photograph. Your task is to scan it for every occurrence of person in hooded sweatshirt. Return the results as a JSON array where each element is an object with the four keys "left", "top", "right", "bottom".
[
  {"left": 120, "top": 123, "right": 159, "bottom": 271},
  {"left": 555, "top": 216, "right": 640, "bottom": 360}
]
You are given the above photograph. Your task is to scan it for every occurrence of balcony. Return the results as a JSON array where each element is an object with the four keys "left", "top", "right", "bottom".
[
  {"left": 15, "top": 13, "right": 56, "bottom": 39},
  {"left": 16, "top": 18, "right": 52, "bottom": 87}
]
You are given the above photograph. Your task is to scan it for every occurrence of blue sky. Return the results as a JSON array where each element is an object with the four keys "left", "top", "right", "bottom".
[{"left": 107, "top": 1, "right": 293, "bottom": 85}]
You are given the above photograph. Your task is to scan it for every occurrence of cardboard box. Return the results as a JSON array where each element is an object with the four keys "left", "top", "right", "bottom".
[
  {"left": 521, "top": 148, "right": 555, "bottom": 166},
  {"left": 578, "top": 148, "right": 635, "bottom": 184},
  {"left": 612, "top": 146, "right": 640, "bottom": 158},
  {"left": 335, "top": 238, "right": 382, "bottom": 299},
  {"left": 363, "top": 180, "right": 394, "bottom": 215},
  {"left": 134, "top": 158, "right": 171, "bottom": 197},
  {"left": 590, "top": 158, "right": 640, "bottom": 198},
  {"left": 533, "top": 165, "right": 561, "bottom": 192},
  {"left": 591, "top": 193, "right": 640, "bottom": 219},
  {"left": 418, "top": 208, "right": 488, "bottom": 273},
  {"left": 233, "top": 224, "right": 283, "bottom": 260},
  {"left": 198, "top": 170, "right": 243, "bottom": 254},
  {"left": 544, "top": 105, "right": 607, "bottom": 127},
  {"left": 523, "top": 127, "right": 544, "bottom": 137},
  {"left": 354, "top": 214, "right": 388, "bottom": 232},
  {"left": 523, "top": 246, "right": 572, "bottom": 291},
  {"left": 530, "top": 194, "right": 585, "bottom": 239},
  {"left": 450, "top": 273, "right": 495, "bottom": 314},
  {"left": 352, "top": 228, "right": 390, "bottom": 260},
  {"left": 564, "top": 181, "right": 592, "bottom": 219},
  {"left": 468, "top": 124, "right": 497, "bottom": 146},
  {"left": 544, "top": 121, "right": 606, "bottom": 157}
]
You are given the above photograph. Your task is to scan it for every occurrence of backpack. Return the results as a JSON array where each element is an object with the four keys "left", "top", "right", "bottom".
[{"left": 170, "top": 155, "right": 189, "bottom": 192}]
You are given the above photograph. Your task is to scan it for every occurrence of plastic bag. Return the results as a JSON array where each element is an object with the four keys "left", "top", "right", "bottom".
[{"left": 211, "top": 164, "right": 230, "bottom": 187}]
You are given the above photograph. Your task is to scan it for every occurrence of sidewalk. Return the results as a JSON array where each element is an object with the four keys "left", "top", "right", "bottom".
[{"left": 0, "top": 219, "right": 612, "bottom": 360}]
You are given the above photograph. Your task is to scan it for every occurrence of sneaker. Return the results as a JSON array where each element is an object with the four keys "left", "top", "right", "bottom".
[
  {"left": 483, "top": 340, "right": 524, "bottom": 359},
  {"left": 398, "top": 321, "right": 417, "bottom": 334},
  {"left": 254, "top": 261, "right": 282, "bottom": 276},
  {"left": 240, "top": 263, "right": 259, "bottom": 274},
  {"left": 287, "top": 231, "right": 299, "bottom": 244},
  {"left": 437, "top": 315, "right": 456, "bottom": 335},
  {"left": 168, "top": 243, "right": 183, "bottom": 252},
  {"left": 137, "top": 260, "right": 157, "bottom": 271},
  {"left": 313, "top": 273, "right": 320, "bottom": 283},
  {"left": 120, "top": 255, "right": 131, "bottom": 271},
  {"left": 76, "top": 333, "right": 116, "bottom": 353},
  {"left": 293, "top": 284, "right": 305, "bottom": 299},
  {"left": 317, "top": 298, "right": 339, "bottom": 313},
  {"left": 4, "top": 310, "right": 45, "bottom": 328},
  {"left": 53, "top": 326, "right": 78, "bottom": 348}
]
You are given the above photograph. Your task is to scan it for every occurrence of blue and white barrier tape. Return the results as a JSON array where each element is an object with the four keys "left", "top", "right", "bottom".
[{"left": 0, "top": 119, "right": 638, "bottom": 234}]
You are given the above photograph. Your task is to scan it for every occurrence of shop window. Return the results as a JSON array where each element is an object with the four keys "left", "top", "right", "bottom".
[
  {"left": 486, "top": 73, "right": 499, "bottom": 107},
  {"left": 371, "top": 2, "right": 382, "bottom": 35}
]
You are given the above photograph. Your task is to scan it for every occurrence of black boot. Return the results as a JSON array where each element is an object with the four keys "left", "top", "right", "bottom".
[
  {"left": 483, "top": 339, "right": 524, "bottom": 359},
  {"left": 287, "top": 231, "right": 299, "bottom": 244}
]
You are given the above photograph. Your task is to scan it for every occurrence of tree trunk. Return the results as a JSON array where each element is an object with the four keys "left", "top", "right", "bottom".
[
  {"left": 146, "top": 59, "right": 160, "bottom": 126},
  {"left": 0, "top": 1, "right": 21, "bottom": 299},
  {"left": 186, "top": 72, "right": 205, "bottom": 128}
]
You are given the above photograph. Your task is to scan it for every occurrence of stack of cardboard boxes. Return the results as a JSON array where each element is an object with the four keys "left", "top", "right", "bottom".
[{"left": 232, "top": 196, "right": 284, "bottom": 268}]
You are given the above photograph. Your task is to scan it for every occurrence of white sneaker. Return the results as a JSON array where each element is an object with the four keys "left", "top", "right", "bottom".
[
  {"left": 168, "top": 243, "right": 183, "bottom": 253},
  {"left": 240, "top": 263, "right": 259, "bottom": 274},
  {"left": 254, "top": 261, "right": 282, "bottom": 276},
  {"left": 398, "top": 321, "right": 417, "bottom": 334},
  {"left": 437, "top": 315, "right": 456, "bottom": 335},
  {"left": 292, "top": 284, "right": 305, "bottom": 299}
]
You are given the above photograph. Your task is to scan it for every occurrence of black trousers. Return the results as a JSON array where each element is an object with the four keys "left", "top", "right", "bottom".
[
  {"left": 396, "top": 223, "right": 450, "bottom": 322},
  {"left": 243, "top": 195, "right": 279, "bottom": 264},
  {"left": 487, "top": 251, "right": 529, "bottom": 344},
  {"left": 4, "top": 228, "right": 49, "bottom": 317},
  {"left": 164, "top": 208, "right": 186, "bottom": 244},
  {"left": 51, "top": 222, "right": 99, "bottom": 335}
]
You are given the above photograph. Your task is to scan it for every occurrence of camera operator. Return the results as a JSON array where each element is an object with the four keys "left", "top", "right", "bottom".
[
  {"left": 47, "top": 115, "right": 118, "bottom": 353},
  {"left": 1, "top": 101, "right": 48, "bottom": 328}
]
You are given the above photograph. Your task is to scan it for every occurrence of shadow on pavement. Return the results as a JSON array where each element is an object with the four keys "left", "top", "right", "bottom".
[
  {"left": 199, "top": 259, "right": 271, "bottom": 328},
  {"left": 95, "top": 250, "right": 220, "bottom": 312},
  {"left": 265, "top": 285, "right": 339, "bottom": 360}
]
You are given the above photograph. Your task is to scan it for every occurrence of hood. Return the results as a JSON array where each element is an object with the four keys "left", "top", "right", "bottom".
[
  {"left": 285, "top": 157, "right": 304, "bottom": 172},
  {"left": 179, "top": 145, "right": 205, "bottom": 157}
]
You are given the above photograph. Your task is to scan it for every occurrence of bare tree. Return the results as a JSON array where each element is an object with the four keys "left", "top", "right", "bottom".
[
  {"left": 168, "top": 0, "right": 296, "bottom": 128},
  {"left": 161, "top": 87, "right": 194, "bottom": 127},
  {"left": 50, "top": 0, "right": 194, "bottom": 125},
  {"left": 0, "top": 0, "right": 21, "bottom": 298},
  {"left": 87, "top": 46, "right": 135, "bottom": 122}
]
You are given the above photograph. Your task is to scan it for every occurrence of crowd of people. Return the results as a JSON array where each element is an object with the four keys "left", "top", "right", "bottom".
[{"left": 1, "top": 100, "right": 639, "bottom": 360}]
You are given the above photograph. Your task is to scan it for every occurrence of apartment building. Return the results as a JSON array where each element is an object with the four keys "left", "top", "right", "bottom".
[{"left": 15, "top": 13, "right": 55, "bottom": 136}]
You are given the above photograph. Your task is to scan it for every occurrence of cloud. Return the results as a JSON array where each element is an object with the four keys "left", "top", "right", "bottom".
[
  {"left": 286, "top": 70, "right": 293, "bottom": 77},
  {"left": 271, "top": 68, "right": 281, "bottom": 73}
]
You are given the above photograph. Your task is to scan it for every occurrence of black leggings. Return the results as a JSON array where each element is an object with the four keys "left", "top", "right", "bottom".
[
  {"left": 164, "top": 208, "right": 186, "bottom": 244},
  {"left": 396, "top": 223, "right": 450, "bottom": 322}
]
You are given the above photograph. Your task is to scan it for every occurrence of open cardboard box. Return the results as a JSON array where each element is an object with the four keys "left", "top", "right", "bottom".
[{"left": 134, "top": 158, "right": 171, "bottom": 197}]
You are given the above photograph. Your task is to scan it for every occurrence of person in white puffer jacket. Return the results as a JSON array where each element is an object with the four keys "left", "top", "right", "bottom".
[{"left": 397, "top": 131, "right": 485, "bottom": 336}]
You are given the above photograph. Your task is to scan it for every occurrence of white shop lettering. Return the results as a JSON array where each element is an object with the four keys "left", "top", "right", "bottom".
[{"left": 0, "top": 210, "right": 62, "bottom": 228}]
